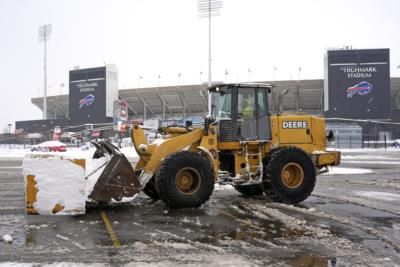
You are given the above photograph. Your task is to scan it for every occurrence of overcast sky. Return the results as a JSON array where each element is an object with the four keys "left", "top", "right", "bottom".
[{"left": 0, "top": 0, "right": 399, "bottom": 132}]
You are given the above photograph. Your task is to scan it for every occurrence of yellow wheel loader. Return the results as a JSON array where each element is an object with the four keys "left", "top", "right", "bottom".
[{"left": 89, "top": 83, "right": 340, "bottom": 208}]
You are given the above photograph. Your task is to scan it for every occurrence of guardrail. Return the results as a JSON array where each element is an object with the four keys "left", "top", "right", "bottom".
[{"left": 328, "top": 134, "right": 396, "bottom": 149}]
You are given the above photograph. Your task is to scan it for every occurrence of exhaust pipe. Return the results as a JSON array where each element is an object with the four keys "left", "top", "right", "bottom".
[{"left": 278, "top": 88, "right": 289, "bottom": 114}]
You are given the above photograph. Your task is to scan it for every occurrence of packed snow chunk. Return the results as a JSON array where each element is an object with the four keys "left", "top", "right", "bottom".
[
  {"left": 85, "top": 156, "right": 109, "bottom": 198},
  {"left": 2, "top": 234, "right": 13, "bottom": 243},
  {"left": 322, "top": 166, "right": 373, "bottom": 175},
  {"left": 353, "top": 190, "right": 400, "bottom": 201},
  {"left": 23, "top": 154, "right": 86, "bottom": 215}
]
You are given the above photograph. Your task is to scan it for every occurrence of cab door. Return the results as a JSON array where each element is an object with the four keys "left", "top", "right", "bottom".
[
  {"left": 237, "top": 88, "right": 257, "bottom": 140},
  {"left": 256, "top": 88, "right": 271, "bottom": 140},
  {"left": 236, "top": 87, "right": 271, "bottom": 141}
]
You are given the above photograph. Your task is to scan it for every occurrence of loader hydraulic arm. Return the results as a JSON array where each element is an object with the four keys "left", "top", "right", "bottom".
[{"left": 131, "top": 124, "right": 205, "bottom": 187}]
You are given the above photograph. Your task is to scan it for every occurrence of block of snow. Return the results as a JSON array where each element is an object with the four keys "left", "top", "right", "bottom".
[
  {"left": 23, "top": 154, "right": 86, "bottom": 215},
  {"left": 2, "top": 234, "right": 13, "bottom": 243}
]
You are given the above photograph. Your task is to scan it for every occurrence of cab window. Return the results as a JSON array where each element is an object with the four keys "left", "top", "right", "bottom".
[{"left": 212, "top": 87, "right": 232, "bottom": 118}]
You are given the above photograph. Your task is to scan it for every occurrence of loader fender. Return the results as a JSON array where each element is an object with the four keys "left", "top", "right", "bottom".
[
  {"left": 142, "top": 128, "right": 204, "bottom": 178},
  {"left": 197, "top": 146, "right": 218, "bottom": 179}
]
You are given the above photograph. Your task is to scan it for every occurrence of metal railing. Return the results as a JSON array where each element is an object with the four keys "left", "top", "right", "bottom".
[{"left": 328, "top": 134, "right": 393, "bottom": 149}]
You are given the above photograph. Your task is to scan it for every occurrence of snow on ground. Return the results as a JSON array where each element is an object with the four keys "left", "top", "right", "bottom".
[
  {"left": 321, "top": 166, "right": 373, "bottom": 175},
  {"left": 335, "top": 147, "right": 400, "bottom": 152},
  {"left": 2, "top": 234, "right": 13, "bottom": 243},
  {"left": 341, "top": 155, "right": 400, "bottom": 161},
  {"left": 0, "top": 264, "right": 105, "bottom": 267},
  {"left": 0, "top": 146, "right": 139, "bottom": 161},
  {"left": 0, "top": 148, "right": 29, "bottom": 159},
  {"left": 0, "top": 146, "right": 397, "bottom": 161},
  {"left": 0, "top": 255, "right": 256, "bottom": 267},
  {"left": 353, "top": 191, "right": 400, "bottom": 201},
  {"left": 120, "top": 147, "right": 139, "bottom": 160},
  {"left": 340, "top": 160, "right": 400, "bottom": 165},
  {"left": 214, "top": 184, "right": 234, "bottom": 191}
]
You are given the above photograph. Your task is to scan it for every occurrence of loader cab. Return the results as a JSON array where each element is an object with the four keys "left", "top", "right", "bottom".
[{"left": 210, "top": 84, "right": 272, "bottom": 141}]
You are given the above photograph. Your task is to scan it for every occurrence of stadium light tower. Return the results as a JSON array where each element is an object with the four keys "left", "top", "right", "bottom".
[
  {"left": 38, "top": 24, "right": 52, "bottom": 120},
  {"left": 198, "top": 0, "right": 222, "bottom": 114},
  {"left": 7, "top": 123, "right": 12, "bottom": 149}
]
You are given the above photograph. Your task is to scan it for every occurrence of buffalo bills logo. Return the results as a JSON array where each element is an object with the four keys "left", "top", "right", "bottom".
[
  {"left": 79, "top": 94, "right": 95, "bottom": 108},
  {"left": 346, "top": 81, "right": 372, "bottom": 98}
]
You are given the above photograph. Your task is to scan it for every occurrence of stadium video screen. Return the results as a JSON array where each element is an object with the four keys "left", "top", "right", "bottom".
[
  {"left": 69, "top": 67, "right": 107, "bottom": 124},
  {"left": 325, "top": 49, "right": 390, "bottom": 119}
]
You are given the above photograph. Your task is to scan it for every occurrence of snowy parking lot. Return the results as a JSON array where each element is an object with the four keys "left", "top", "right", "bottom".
[{"left": 0, "top": 148, "right": 400, "bottom": 266}]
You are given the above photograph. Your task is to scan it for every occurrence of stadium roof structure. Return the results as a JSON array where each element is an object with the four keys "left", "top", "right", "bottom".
[
  {"left": 119, "top": 84, "right": 209, "bottom": 119},
  {"left": 31, "top": 78, "right": 400, "bottom": 121}
]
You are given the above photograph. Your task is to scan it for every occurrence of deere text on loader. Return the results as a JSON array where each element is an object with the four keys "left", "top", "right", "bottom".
[{"left": 89, "top": 83, "right": 340, "bottom": 208}]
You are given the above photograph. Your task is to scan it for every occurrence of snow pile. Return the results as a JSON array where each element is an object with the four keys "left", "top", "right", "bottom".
[
  {"left": 0, "top": 148, "right": 30, "bottom": 159},
  {"left": 22, "top": 146, "right": 141, "bottom": 215},
  {"left": 2, "top": 234, "right": 13, "bottom": 243},
  {"left": 23, "top": 154, "right": 86, "bottom": 215},
  {"left": 84, "top": 155, "right": 110, "bottom": 198}
]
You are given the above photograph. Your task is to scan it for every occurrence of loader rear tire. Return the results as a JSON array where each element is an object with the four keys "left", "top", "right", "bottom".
[
  {"left": 234, "top": 184, "right": 264, "bottom": 196},
  {"left": 263, "top": 147, "right": 315, "bottom": 204},
  {"left": 155, "top": 151, "right": 214, "bottom": 209}
]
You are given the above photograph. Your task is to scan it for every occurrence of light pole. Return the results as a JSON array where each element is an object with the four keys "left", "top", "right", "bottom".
[
  {"left": 7, "top": 124, "right": 12, "bottom": 149},
  {"left": 298, "top": 66, "right": 302, "bottom": 81},
  {"left": 296, "top": 66, "right": 302, "bottom": 112},
  {"left": 198, "top": 0, "right": 223, "bottom": 115},
  {"left": 38, "top": 24, "right": 52, "bottom": 120},
  {"left": 272, "top": 66, "right": 277, "bottom": 112},
  {"left": 137, "top": 75, "right": 143, "bottom": 88}
]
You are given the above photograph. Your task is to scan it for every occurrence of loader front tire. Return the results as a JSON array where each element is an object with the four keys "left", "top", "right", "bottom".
[
  {"left": 155, "top": 151, "right": 214, "bottom": 209},
  {"left": 263, "top": 147, "right": 315, "bottom": 204}
]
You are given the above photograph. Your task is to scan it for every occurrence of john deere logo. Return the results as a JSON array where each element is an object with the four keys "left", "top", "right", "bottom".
[{"left": 282, "top": 121, "right": 308, "bottom": 129}]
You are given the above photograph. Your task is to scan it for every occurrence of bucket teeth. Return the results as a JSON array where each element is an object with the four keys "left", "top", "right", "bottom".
[{"left": 91, "top": 141, "right": 119, "bottom": 159}]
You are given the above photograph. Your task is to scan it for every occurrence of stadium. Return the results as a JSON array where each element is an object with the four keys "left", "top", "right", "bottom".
[{"left": 13, "top": 49, "right": 400, "bottom": 147}]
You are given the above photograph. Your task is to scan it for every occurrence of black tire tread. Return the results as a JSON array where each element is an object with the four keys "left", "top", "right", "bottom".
[
  {"left": 142, "top": 177, "right": 160, "bottom": 200},
  {"left": 263, "top": 146, "right": 316, "bottom": 204},
  {"left": 155, "top": 151, "right": 214, "bottom": 209}
]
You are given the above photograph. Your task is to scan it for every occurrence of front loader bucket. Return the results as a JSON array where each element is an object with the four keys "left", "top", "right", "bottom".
[{"left": 88, "top": 141, "right": 141, "bottom": 202}]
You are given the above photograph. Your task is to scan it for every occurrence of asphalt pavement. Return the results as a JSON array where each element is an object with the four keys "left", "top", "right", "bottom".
[{"left": 0, "top": 150, "right": 399, "bottom": 266}]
